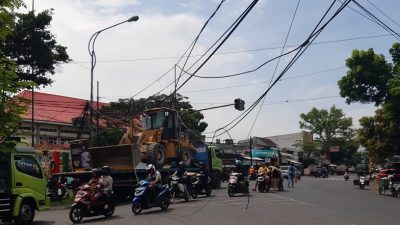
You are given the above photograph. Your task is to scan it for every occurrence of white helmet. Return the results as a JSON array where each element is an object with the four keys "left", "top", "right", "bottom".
[{"left": 146, "top": 164, "right": 155, "bottom": 171}]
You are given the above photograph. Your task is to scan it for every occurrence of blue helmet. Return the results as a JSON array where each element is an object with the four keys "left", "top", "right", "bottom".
[{"left": 235, "top": 159, "right": 242, "bottom": 166}]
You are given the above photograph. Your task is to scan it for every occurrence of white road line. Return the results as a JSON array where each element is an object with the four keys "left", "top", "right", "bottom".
[{"left": 270, "top": 193, "right": 318, "bottom": 207}]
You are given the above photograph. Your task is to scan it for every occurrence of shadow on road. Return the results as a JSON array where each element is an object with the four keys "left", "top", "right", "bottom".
[{"left": 79, "top": 215, "right": 124, "bottom": 224}]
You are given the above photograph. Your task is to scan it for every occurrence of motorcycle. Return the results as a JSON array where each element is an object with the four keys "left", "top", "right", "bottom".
[
  {"left": 169, "top": 175, "right": 190, "bottom": 203},
  {"left": 344, "top": 172, "right": 349, "bottom": 181},
  {"left": 228, "top": 172, "right": 249, "bottom": 197},
  {"left": 256, "top": 173, "right": 271, "bottom": 193},
  {"left": 131, "top": 180, "right": 170, "bottom": 215},
  {"left": 388, "top": 175, "right": 400, "bottom": 197},
  {"left": 69, "top": 184, "right": 115, "bottom": 223},
  {"left": 191, "top": 173, "right": 212, "bottom": 199}
]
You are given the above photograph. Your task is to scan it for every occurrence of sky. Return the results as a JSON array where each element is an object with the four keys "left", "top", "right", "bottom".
[{"left": 27, "top": 0, "right": 400, "bottom": 141}]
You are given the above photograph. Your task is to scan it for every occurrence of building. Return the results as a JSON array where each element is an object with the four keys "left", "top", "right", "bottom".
[
  {"left": 16, "top": 91, "right": 108, "bottom": 147},
  {"left": 265, "top": 131, "right": 313, "bottom": 161}
]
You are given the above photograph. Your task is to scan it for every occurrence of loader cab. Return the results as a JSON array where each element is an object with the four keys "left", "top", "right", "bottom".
[{"left": 142, "top": 108, "right": 177, "bottom": 140}]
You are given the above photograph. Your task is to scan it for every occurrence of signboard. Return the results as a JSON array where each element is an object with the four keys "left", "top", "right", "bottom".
[
  {"left": 251, "top": 149, "right": 279, "bottom": 158},
  {"left": 329, "top": 146, "right": 340, "bottom": 153}
]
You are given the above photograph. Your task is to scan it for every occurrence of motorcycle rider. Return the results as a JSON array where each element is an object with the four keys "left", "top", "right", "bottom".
[
  {"left": 173, "top": 161, "right": 187, "bottom": 178},
  {"left": 88, "top": 168, "right": 102, "bottom": 206},
  {"left": 198, "top": 162, "right": 210, "bottom": 187},
  {"left": 253, "top": 162, "right": 269, "bottom": 191},
  {"left": 100, "top": 166, "right": 113, "bottom": 209},
  {"left": 146, "top": 164, "right": 162, "bottom": 201}
]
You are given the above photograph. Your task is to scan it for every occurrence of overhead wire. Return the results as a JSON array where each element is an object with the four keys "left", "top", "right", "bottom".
[
  {"left": 173, "top": 0, "right": 259, "bottom": 96},
  {"left": 346, "top": 0, "right": 400, "bottom": 41},
  {"left": 210, "top": 0, "right": 351, "bottom": 139},
  {"left": 365, "top": 0, "right": 400, "bottom": 29},
  {"left": 246, "top": 0, "right": 301, "bottom": 144},
  {"left": 131, "top": 0, "right": 226, "bottom": 100}
]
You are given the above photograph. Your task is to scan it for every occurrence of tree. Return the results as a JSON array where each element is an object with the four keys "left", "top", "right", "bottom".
[
  {"left": 0, "top": 0, "right": 32, "bottom": 144},
  {"left": 299, "top": 105, "right": 355, "bottom": 163},
  {"left": 99, "top": 94, "right": 208, "bottom": 137},
  {"left": 338, "top": 43, "right": 400, "bottom": 159},
  {"left": 75, "top": 94, "right": 209, "bottom": 146},
  {"left": 0, "top": 9, "right": 70, "bottom": 86},
  {"left": 0, "top": 58, "right": 33, "bottom": 144}
]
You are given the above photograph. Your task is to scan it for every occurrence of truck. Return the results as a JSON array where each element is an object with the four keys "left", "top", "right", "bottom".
[
  {"left": 64, "top": 142, "right": 223, "bottom": 198},
  {"left": 58, "top": 107, "right": 223, "bottom": 197},
  {"left": 0, "top": 139, "right": 49, "bottom": 225}
]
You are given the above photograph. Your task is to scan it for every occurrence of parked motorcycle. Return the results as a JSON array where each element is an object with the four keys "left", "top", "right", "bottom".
[
  {"left": 257, "top": 173, "right": 270, "bottom": 193},
  {"left": 131, "top": 180, "right": 170, "bottom": 215},
  {"left": 191, "top": 173, "right": 212, "bottom": 199},
  {"left": 169, "top": 175, "right": 190, "bottom": 203},
  {"left": 344, "top": 172, "right": 349, "bottom": 181},
  {"left": 69, "top": 184, "right": 115, "bottom": 223},
  {"left": 227, "top": 172, "right": 249, "bottom": 197}
]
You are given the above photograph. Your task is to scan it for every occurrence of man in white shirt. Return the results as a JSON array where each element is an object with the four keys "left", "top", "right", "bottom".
[{"left": 80, "top": 147, "right": 91, "bottom": 169}]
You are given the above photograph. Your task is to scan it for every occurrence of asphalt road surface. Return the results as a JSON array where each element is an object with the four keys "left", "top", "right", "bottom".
[{"left": 4, "top": 175, "right": 400, "bottom": 225}]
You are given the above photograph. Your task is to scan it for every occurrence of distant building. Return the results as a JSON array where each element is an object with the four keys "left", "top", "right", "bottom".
[
  {"left": 265, "top": 131, "right": 313, "bottom": 161},
  {"left": 15, "top": 91, "right": 108, "bottom": 147}
]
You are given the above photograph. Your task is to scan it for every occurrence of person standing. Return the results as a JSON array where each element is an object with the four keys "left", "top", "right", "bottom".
[
  {"left": 288, "top": 163, "right": 296, "bottom": 188},
  {"left": 80, "top": 146, "right": 91, "bottom": 169}
]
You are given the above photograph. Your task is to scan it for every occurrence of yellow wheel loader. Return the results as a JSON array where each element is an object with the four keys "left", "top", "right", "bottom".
[{"left": 121, "top": 107, "right": 196, "bottom": 169}]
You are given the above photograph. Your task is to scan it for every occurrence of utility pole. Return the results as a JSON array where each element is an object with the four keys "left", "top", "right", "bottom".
[
  {"left": 249, "top": 136, "right": 253, "bottom": 166},
  {"left": 30, "top": 0, "right": 35, "bottom": 147},
  {"left": 96, "top": 81, "right": 100, "bottom": 138}
]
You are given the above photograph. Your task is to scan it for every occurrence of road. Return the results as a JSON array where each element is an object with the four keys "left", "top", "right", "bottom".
[{"left": 5, "top": 175, "right": 400, "bottom": 225}]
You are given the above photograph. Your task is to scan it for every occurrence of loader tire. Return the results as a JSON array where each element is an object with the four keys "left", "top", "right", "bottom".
[
  {"left": 146, "top": 143, "right": 166, "bottom": 169},
  {"left": 179, "top": 147, "right": 193, "bottom": 167}
]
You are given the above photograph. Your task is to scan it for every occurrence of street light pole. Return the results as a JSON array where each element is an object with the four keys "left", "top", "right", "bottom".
[{"left": 87, "top": 15, "right": 139, "bottom": 146}]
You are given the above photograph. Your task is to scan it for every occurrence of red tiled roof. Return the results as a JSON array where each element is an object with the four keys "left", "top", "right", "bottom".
[{"left": 17, "top": 91, "right": 109, "bottom": 125}]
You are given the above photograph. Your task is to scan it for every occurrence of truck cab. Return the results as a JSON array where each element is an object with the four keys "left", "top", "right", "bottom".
[
  {"left": 0, "top": 141, "right": 49, "bottom": 225},
  {"left": 194, "top": 145, "right": 223, "bottom": 188}
]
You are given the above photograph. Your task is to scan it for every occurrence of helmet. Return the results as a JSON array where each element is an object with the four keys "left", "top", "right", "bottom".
[
  {"left": 146, "top": 164, "right": 155, "bottom": 172},
  {"left": 199, "top": 162, "right": 206, "bottom": 169},
  {"left": 235, "top": 159, "right": 242, "bottom": 166},
  {"left": 178, "top": 161, "right": 184, "bottom": 168},
  {"left": 92, "top": 168, "right": 101, "bottom": 178},
  {"left": 102, "top": 166, "right": 111, "bottom": 175}
]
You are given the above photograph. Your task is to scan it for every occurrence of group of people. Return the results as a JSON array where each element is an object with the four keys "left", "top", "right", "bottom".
[{"left": 248, "top": 162, "right": 297, "bottom": 189}]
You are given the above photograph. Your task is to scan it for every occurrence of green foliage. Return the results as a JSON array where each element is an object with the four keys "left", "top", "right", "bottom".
[
  {"left": 0, "top": 58, "right": 33, "bottom": 143},
  {"left": 299, "top": 105, "right": 355, "bottom": 163},
  {"left": 82, "top": 94, "right": 208, "bottom": 142},
  {"left": 338, "top": 43, "right": 400, "bottom": 160},
  {"left": 109, "top": 94, "right": 207, "bottom": 133},
  {"left": 293, "top": 139, "right": 320, "bottom": 160},
  {"left": 338, "top": 48, "right": 392, "bottom": 106},
  {"left": 299, "top": 105, "right": 354, "bottom": 144},
  {"left": 0, "top": 0, "right": 23, "bottom": 38},
  {"left": 358, "top": 108, "right": 399, "bottom": 163},
  {"left": 93, "top": 127, "right": 125, "bottom": 146},
  {"left": 0, "top": 9, "right": 70, "bottom": 87},
  {"left": 349, "top": 152, "right": 364, "bottom": 166}
]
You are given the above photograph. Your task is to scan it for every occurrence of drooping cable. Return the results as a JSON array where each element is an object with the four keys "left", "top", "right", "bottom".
[{"left": 211, "top": 0, "right": 351, "bottom": 138}]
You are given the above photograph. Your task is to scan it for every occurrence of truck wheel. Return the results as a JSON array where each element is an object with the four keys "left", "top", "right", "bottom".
[
  {"left": 179, "top": 147, "right": 193, "bottom": 167},
  {"left": 212, "top": 173, "right": 222, "bottom": 189},
  {"left": 14, "top": 200, "right": 35, "bottom": 225},
  {"left": 146, "top": 143, "right": 166, "bottom": 169}
]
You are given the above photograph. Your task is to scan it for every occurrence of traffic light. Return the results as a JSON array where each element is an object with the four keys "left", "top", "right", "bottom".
[{"left": 234, "top": 98, "right": 245, "bottom": 111}]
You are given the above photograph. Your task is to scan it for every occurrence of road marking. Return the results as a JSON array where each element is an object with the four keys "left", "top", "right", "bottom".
[{"left": 270, "top": 193, "right": 318, "bottom": 207}]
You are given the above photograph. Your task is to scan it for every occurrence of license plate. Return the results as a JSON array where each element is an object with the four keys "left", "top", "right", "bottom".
[{"left": 58, "top": 189, "right": 62, "bottom": 195}]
